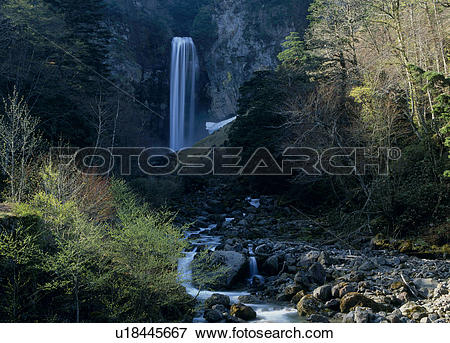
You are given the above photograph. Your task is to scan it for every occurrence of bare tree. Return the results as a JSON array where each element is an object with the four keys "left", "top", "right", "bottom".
[{"left": 0, "top": 87, "right": 41, "bottom": 201}]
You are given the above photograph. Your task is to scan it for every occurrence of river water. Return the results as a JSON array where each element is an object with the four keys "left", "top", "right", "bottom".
[{"left": 177, "top": 225, "right": 302, "bottom": 323}]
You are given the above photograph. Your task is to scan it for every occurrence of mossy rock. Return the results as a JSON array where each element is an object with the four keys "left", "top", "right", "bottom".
[
  {"left": 230, "top": 303, "right": 256, "bottom": 321},
  {"left": 390, "top": 281, "right": 407, "bottom": 291},
  {"left": 296, "top": 294, "right": 323, "bottom": 316},
  {"left": 291, "top": 290, "right": 306, "bottom": 304},
  {"left": 400, "top": 302, "right": 427, "bottom": 319},
  {"left": 340, "top": 292, "right": 389, "bottom": 313}
]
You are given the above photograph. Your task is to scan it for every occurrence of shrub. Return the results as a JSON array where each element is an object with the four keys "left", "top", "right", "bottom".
[{"left": 1, "top": 172, "right": 194, "bottom": 322}]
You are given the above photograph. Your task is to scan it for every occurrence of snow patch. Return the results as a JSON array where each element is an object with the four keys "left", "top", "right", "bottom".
[{"left": 206, "top": 116, "right": 237, "bottom": 134}]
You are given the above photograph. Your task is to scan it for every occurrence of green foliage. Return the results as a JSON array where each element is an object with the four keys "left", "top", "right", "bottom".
[
  {"left": 368, "top": 142, "right": 449, "bottom": 237},
  {"left": 43, "top": 0, "right": 110, "bottom": 76},
  {"left": 407, "top": 64, "right": 450, "bottom": 176},
  {"left": 0, "top": 222, "right": 46, "bottom": 321},
  {"left": 228, "top": 70, "right": 287, "bottom": 161},
  {"left": 0, "top": 164, "right": 193, "bottom": 322},
  {"left": 0, "top": 0, "right": 110, "bottom": 146},
  {"left": 277, "top": 32, "right": 310, "bottom": 67},
  {"left": 102, "top": 180, "right": 192, "bottom": 322}
]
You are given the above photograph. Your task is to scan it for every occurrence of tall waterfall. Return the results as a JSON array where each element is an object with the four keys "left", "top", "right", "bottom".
[{"left": 170, "top": 37, "right": 198, "bottom": 151}]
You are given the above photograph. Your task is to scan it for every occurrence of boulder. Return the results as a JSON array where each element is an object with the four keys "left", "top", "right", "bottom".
[
  {"left": 303, "top": 251, "right": 320, "bottom": 264},
  {"left": 255, "top": 244, "right": 272, "bottom": 256},
  {"left": 340, "top": 292, "right": 385, "bottom": 313},
  {"left": 313, "top": 285, "right": 332, "bottom": 302},
  {"left": 230, "top": 303, "right": 257, "bottom": 321},
  {"left": 325, "top": 299, "right": 341, "bottom": 311},
  {"left": 238, "top": 295, "right": 262, "bottom": 304},
  {"left": 331, "top": 283, "right": 343, "bottom": 298},
  {"left": 318, "top": 251, "right": 332, "bottom": 266},
  {"left": 386, "top": 314, "right": 402, "bottom": 323},
  {"left": 353, "top": 307, "right": 372, "bottom": 323},
  {"left": 205, "top": 294, "right": 231, "bottom": 309},
  {"left": 211, "top": 304, "right": 228, "bottom": 313},
  {"left": 413, "top": 278, "right": 438, "bottom": 296},
  {"left": 194, "top": 251, "right": 247, "bottom": 289},
  {"left": 294, "top": 271, "right": 312, "bottom": 290},
  {"left": 204, "top": 309, "right": 223, "bottom": 323},
  {"left": 399, "top": 302, "right": 427, "bottom": 319},
  {"left": 339, "top": 283, "right": 358, "bottom": 298},
  {"left": 297, "top": 295, "right": 323, "bottom": 316},
  {"left": 262, "top": 255, "right": 279, "bottom": 275},
  {"left": 307, "top": 314, "right": 330, "bottom": 323},
  {"left": 224, "top": 314, "right": 246, "bottom": 323},
  {"left": 308, "top": 263, "right": 326, "bottom": 285},
  {"left": 342, "top": 311, "right": 355, "bottom": 323},
  {"left": 291, "top": 290, "right": 306, "bottom": 304},
  {"left": 282, "top": 284, "right": 303, "bottom": 301}
]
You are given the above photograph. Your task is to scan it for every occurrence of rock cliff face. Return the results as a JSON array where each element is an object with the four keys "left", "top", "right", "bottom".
[
  {"left": 105, "top": 0, "right": 309, "bottom": 133},
  {"left": 205, "top": 0, "right": 305, "bottom": 119}
]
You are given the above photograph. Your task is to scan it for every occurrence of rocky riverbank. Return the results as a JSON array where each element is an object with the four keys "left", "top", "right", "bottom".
[{"left": 176, "top": 185, "right": 450, "bottom": 323}]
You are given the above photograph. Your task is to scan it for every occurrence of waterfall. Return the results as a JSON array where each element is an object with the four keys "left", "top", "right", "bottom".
[
  {"left": 170, "top": 37, "right": 198, "bottom": 151},
  {"left": 248, "top": 245, "right": 264, "bottom": 286}
]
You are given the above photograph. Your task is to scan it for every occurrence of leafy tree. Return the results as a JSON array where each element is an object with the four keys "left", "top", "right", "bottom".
[{"left": 0, "top": 223, "right": 46, "bottom": 322}]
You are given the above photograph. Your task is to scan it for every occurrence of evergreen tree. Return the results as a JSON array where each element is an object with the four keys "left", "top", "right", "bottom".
[{"left": 44, "top": 0, "right": 110, "bottom": 77}]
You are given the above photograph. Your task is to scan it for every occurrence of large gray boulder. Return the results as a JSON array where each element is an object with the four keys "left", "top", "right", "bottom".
[
  {"left": 262, "top": 255, "right": 279, "bottom": 275},
  {"left": 205, "top": 293, "right": 231, "bottom": 309},
  {"left": 193, "top": 251, "right": 247, "bottom": 289},
  {"left": 308, "top": 262, "right": 326, "bottom": 285},
  {"left": 313, "top": 285, "right": 332, "bottom": 301},
  {"left": 204, "top": 309, "right": 223, "bottom": 323}
]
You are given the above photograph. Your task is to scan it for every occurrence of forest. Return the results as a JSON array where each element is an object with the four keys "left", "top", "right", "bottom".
[{"left": 0, "top": 0, "right": 448, "bottom": 324}]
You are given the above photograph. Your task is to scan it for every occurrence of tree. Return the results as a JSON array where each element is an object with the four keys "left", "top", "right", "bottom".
[
  {"left": 0, "top": 89, "right": 41, "bottom": 202},
  {"left": 0, "top": 223, "right": 45, "bottom": 322},
  {"left": 43, "top": 0, "right": 110, "bottom": 77},
  {"left": 277, "top": 32, "right": 310, "bottom": 67}
]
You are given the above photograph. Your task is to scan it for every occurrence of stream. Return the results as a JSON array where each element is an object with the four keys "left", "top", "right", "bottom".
[{"left": 177, "top": 224, "right": 302, "bottom": 323}]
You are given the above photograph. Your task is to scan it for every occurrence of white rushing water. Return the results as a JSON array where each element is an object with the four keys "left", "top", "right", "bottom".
[
  {"left": 177, "top": 225, "right": 301, "bottom": 323},
  {"left": 170, "top": 37, "right": 198, "bottom": 151},
  {"left": 248, "top": 244, "right": 264, "bottom": 286}
]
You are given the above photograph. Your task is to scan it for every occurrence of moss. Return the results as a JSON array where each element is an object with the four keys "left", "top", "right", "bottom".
[
  {"left": 371, "top": 234, "right": 449, "bottom": 259},
  {"left": 296, "top": 294, "right": 322, "bottom": 316},
  {"left": 402, "top": 304, "right": 426, "bottom": 319},
  {"left": 390, "top": 281, "right": 406, "bottom": 291},
  {"left": 340, "top": 292, "right": 390, "bottom": 313}
]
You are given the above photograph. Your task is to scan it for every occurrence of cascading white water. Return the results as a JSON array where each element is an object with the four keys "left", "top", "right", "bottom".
[
  {"left": 248, "top": 244, "right": 264, "bottom": 286},
  {"left": 170, "top": 37, "right": 198, "bottom": 151},
  {"left": 178, "top": 226, "right": 300, "bottom": 323}
]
